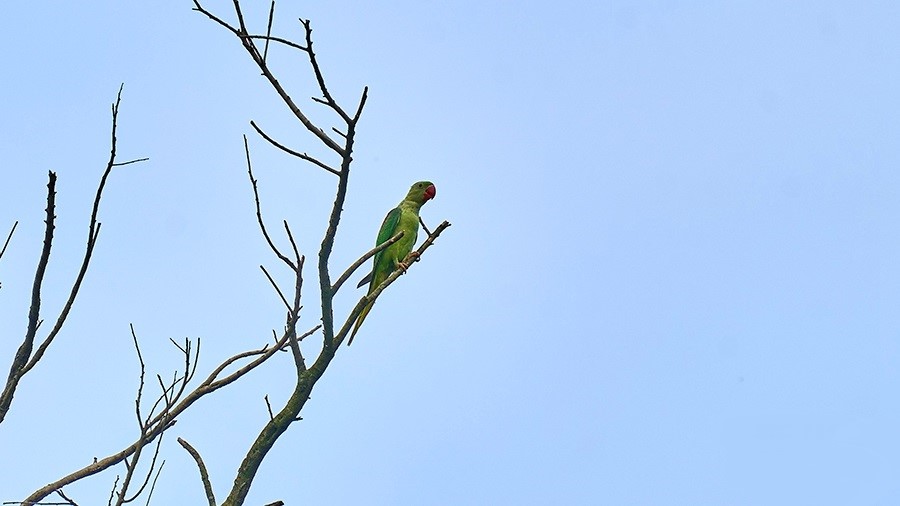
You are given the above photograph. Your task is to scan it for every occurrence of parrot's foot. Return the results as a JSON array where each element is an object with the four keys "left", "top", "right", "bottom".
[{"left": 397, "top": 252, "right": 420, "bottom": 273}]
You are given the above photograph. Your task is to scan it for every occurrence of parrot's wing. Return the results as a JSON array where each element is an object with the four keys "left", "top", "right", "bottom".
[
  {"left": 372, "top": 206, "right": 402, "bottom": 266},
  {"left": 356, "top": 206, "right": 401, "bottom": 289}
]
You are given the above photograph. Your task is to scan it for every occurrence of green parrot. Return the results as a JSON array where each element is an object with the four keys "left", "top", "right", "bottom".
[{"left": 348, "top": 181, "right": 436, "bottom": 345}]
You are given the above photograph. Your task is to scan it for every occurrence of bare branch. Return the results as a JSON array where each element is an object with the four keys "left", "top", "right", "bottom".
[
  {"left": 121, "top": 431, "right": 165, "bottom": 504},
  {"left": 19, "top": 85, "right": 145, "bottom": 386},
  {"left": 131, "top": 325, "right": 147, "bottom": 430},
  {"left": 0, "top": 172, "right": 57, "bottom": 425},
  {"left": 114, "top": 432, "right": 145, "bottom": 506},
  {"left": 191, "top": 1, "right": 241, "bottom": 36},
  {"left": 300, "top": 18, "right": 349, "bottom": 123},
  {"left": 286, "top": 323, "right": 306, "bottom": 374},
  {"left": 418, "top": 216, "right": 432, "bottom": 236},
  {"left": 260, "top": 265, "right": 291, "bottom": 311},
  {"left": 178, "top": 438, "right": 216, "bottom": 506},
  {"left": 0, "top": 221, "right": 17, "bottom": 262},
  {"left": 2, "top": 500, "right": 78, "bottom": 506},
  {"left": 245, "top": 136, "right": 297, "bottom": 272},
  {"left": 249, "top": 121, "right": 339, "bottom": 175},
  {"left": 142, "top": 461, "right": 164, "bottom": 506},
  {"left": 353, "top": 86, "right": 369, "bottom": 123},
  {"left": 282, "top": 222, "right": 300, "bottom": 264},
  {"left": 193, "top": 1, "right": 345, "bottom": 154},
  {"left": 264, "top": 395, "right": 275, "bottom": 421},
  {"left": 286, "top": 253, "right": 306, "bottom": 373},
  {"left": 22, "top": 323, "right": 320, "bottom": 505},
  {"left": 250, "top": 35, "right": 306, "bottom": 53},
  {"left": 262, "top": 0, "right": 275, "bottom": 61},
  {"left": 230, "top": 0, "right": 249, "bottom": 34},
  {"left": 54, "top": 488, "right": 80, "bottom": 506},
  {"left": 112, "top": 157, "right": 149, "bottom": 167},
  {"left": 107, "top": 476, "right": 120, "bottom": 506}
]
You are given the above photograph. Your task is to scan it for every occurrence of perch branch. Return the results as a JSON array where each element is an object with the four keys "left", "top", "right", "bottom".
[
  {"left": 330, "top": 231, "right": 404, "bottom": 295},
  {"left": 335, "top": 221, "right": 451, "bottom": 346}
]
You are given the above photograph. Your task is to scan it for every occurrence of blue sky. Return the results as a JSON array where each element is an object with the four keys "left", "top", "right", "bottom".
[{"left": 2, "top": 1, "right": 900, "bottom": 504}]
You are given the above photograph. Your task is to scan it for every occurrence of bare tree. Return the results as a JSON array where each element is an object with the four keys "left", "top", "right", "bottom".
[{"left": 3, "top": 2, "right": 449, "bottom": 505}]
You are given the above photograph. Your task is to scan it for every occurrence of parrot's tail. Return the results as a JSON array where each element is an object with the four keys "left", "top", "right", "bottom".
[{"left": 347, "top": 301, "right": 374, "bottom": 346}]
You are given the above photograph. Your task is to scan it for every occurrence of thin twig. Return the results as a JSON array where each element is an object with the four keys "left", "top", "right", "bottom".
[
  {"left": 55, "top": 488, "right": 80, "bottom": 506},
  {"left": 168, "top": 337, "right": 186, "bottom": 355},
  {"left": 0, "top": 221, "right": 17, "bottom": 261},
  {"left": 249, "top": 35, "right": 306, "bottom": 52},
  {"left": 249, "top": 121, "right": 339, "bottom": 175},
  {"left": 283, "top": 221, "right": 301, "bottom": 266},
  {"left": 142, "top": 461, "right": 164, "bottom": 506},
  {"left": 264, "top": 395, "right": 275, "bottom": 421},
  {"left": 245, "top": 136, "right": 297, "bottom": 271},
  {"left": 300, "top": 18, "right": 349, "bottom": 123},
  {"left": 122, "top": 430, "right": 166, "bottom": 504},
  {"left": 418, "top": 216, "right": 432, "bottom": 236},
  {"left": 107, "top": 476, "right": 120, "bottom": 506},
  {"left": 353, "top": 86, "right": 369, "bottom": 123},
  {"left": 260, "top": 265, "right": 291, "bottom": 311},
  {"left": 262, "top": 0, "right": 275, "bottom": 61},
  {"left": 112, "top": 157, "right": 149, "bottom": 167}
]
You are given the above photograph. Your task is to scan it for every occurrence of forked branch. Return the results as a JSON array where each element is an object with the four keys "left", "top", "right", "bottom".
[
  {"left": 192, "top": 0, "right": 345, "bottom": 154},
  {"left": 21, "top": 322, "right": 320, "bottom": 505},
  {"left": 1, "top": 86, "right": 147, "bottom": 426}
]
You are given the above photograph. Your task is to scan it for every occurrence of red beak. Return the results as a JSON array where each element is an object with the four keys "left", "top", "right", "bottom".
[{"left": 424, "top": 184, "right": 436, "bottom": 201}]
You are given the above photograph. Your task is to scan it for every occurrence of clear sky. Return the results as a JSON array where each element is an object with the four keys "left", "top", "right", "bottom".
[{"left": 2, "top": 1, "right": 900, "bottom": 504}]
